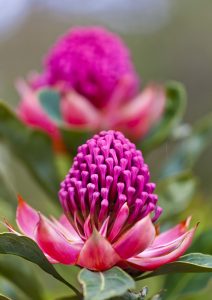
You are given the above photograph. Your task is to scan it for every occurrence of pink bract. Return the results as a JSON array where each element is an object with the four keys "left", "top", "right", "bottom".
[{"left": 7, "top": 131, "right": 196, "bottom": 271}]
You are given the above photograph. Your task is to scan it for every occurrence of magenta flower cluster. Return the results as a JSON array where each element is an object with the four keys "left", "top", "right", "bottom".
[
  {"left": 59, "top": 130, "right": 162, "bottom": 243},
  {"left": 40, "top": 27, "right": 139, "bottom": 108}
]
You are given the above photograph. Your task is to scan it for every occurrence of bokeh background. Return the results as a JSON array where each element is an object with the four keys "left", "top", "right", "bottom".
[{"left": 0, "top": 1, "right": 211, "bottom": 299}]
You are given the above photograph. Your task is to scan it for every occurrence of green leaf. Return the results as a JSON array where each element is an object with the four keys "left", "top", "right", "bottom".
[
  {"left": 189, "top": 229, "right": 212, "bottom": 255},
  {"left": 135, "top": 253, "right": 212, "bottom": 281},
  {"left": 78, "top": 267, "right": 135, "bottom": 300},
  {"left": 162, "top": 272, "right": 212, "bottom": 300},
  {"left": 141, "top": 81, "right": 186, "bottom": 153},
  {"left": 178, "top": 279, "right": 212, "bottom": 300},
  {"left": 0, "top": 295, "right": 12, "bottom": 300},
  {"left": 0, "top": 256, "right": 44, "bottom": 300},
  {"left": 162, "top": 113, "right": 212, "bottom": 177},
  {"left": 156, "top": 171, "right": 196, "bottom": 220},
  {"left": 0, "top": 101, "right": 59, "bottom": 198},
  {"left": 0, "top": 233, "right": 81, "bottom": 296},
  {"left": 39, "top": 89, "right": 62, "bottom": 121},
  {"left": 60, "top": 126, "right": 92, "bottom": 154},
  {"left": 54, "top": 297, "right": 80, "bottom": 300}
]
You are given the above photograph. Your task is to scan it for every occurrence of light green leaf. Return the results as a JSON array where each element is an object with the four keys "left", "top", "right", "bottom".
[
  {"left": 156, "top": 171, "right": 196, "bottom": 220},
  {"left": 136, "top": 253, "right": 212, "bottom": 281},
  {"left": 162, "top": 113, "right": 212, "bottom": 177},
  {"left": 78, "top": 267, "right": 135, "bottom": 300},
  {"left": 141, "top": 81, "right": 187, "bottom": 153},
  {"left": 0, "top": 233, "right": 81, "bottom": 296},
  {"left": 0, "top": 101, "right": 59, "bottom": 198},
  {"left": 0, "top": 295, "right": 12, "bottom": 300},
  {"left": 39, "top": 89, "right": 62, "bottom": 121},
  {"left": 0, "top": 256, "right": 44, "bottom": 300}
]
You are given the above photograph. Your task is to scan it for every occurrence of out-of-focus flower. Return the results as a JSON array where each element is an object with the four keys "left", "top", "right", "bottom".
[
  {"left": 17, "top": 26, "right": 166, "bottom": 149},
  {"left": 7, "top": 131, "right": 196, "bottom": 271}
]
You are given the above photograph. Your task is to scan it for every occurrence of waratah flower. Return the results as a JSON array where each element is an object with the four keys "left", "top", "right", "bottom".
[
  {"left": 17, "top": 26, "right": 166, "bottom": 149},
  {"left": 6, "top": 131, "right": 196, "bottom": 271}
]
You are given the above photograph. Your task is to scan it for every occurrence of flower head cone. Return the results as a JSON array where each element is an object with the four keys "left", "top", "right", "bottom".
[
  {"left": 8, "top": 131, "right": 196, "bottom": 271},
  {"left": 17, "top": 27, "right": 166, "bottom": 148}
]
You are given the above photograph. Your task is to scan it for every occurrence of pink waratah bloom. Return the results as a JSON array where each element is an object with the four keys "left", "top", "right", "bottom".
[
  {"left": 17, "top": 26, "right": 166, "bottom": 149},
  {"left": 7, "top": 131, "right": 196, "bottom": 271}
]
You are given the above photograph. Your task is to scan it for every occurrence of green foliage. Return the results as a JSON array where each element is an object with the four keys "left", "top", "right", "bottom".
[
  {"left": 179, "top": 279, "right": 212, "bottom": 300},
  {"left": 78, "top": 267, "right": 135, "bottom": 300},
  {"left": 0, "top": 256, "right": 44, "bottom": 300},
  {"left": 162, "top": 113, "right": 212, "bottom": 177},
  {"left": 156, "top": 171, "right": 196, "bottom": 220},
  {"left": 141, "top": 81, "right": 186, "bottom": 153},
  {"left": 60, "top": 126, "right": 92, "bottom": 155},
  {"left": 0, "top": 233, "right": 80, "bottom": 296},
  {"left": 189, "top": 229, "right": 212, "bottom": 255},
  {"left": 39, "top": 89, "right": 62, "bottom": 121},
  {"left": 0, "top": 101, "right": 59, "bottom": 199}
]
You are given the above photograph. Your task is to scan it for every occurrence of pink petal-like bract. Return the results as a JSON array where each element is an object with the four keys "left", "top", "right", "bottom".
[
  {"left": 36, "top": 215, "right": 82, "bottom": 264},
  {"left": 11, "top": 131, "right": 195, "bottom": 271},
  {"left": 113, "top": 215, "right": 155, "bottom": 259},
  {"left": 17, "top": 80, "right": 59, "bottom": 140},
  {"left": 61, "top": 90, "right": 100, "bottom": 128},
  {"left": 16, "top": 195, "right": 39, "bottom": 239},
  {"left": 77, "top": 230, "right": 120, "bottom": 271},
  {"left": 112, "top": 85, "right": 166, "bottom": 140},
  {"left": 127, "top": 225, "right": 197, "bottom": 271}
]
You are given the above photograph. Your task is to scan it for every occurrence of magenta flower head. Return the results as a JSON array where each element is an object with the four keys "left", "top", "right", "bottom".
[
  {"left": 8, "top": 131, "right": 196, "bottom": 271},
  {"left": 17, "top": 26, "right": 166, "bottom": 149},
  {"left": 41, "top": 26, "right": 139, "bottom": 109}
]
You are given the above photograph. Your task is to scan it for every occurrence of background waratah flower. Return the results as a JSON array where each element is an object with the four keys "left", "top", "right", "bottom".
[
  {"left": 17, "top": 26, "right": 166, "bottom": 146},
  {"left": 7, "top": 131, "right": 196, "bottom": 271}
]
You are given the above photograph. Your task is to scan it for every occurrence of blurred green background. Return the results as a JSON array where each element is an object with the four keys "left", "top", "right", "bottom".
[{"left": 0, "top": 1, "right": 211, "bottom": 299}]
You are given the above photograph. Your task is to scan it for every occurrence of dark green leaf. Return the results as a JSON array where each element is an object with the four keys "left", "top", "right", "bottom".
[
  {"left": 156, "top": 172, "right": 196, "bottom": 220},
  {"left": 136, "top": 253, "right": 212, "bottom": 281},
  {"left": 0, "top": 233, "right": 81, "bottom": 296},
  {"left": 189, "top": 229, "right": 212, "bottom": 255},
  {"left": 39, "top": 89, "right": 62, "bottom": 121},
  {"left": 178, "top": 279, "right": 212, "bottom": 300},
  {"left": 0, "top": 256, "right": 44, "bottom": 300},
  {"left": 60, "top": 126, "right": 92, "bottom": 154},
  {"left": 78, "top": 267, "right": 135, "bottom": 300},
  {"left": 162, "top": 272, "right": 211, "bottom": 300},
  {"left": 141, "top": 81, "right": 187, "bottom": 153},
  {"left": 0, "top": 101, "right": 59, "bottom": 198},
  {"left": 162, "top": 113, "right": 212, "bottom": 177}
]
